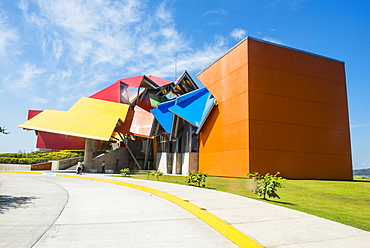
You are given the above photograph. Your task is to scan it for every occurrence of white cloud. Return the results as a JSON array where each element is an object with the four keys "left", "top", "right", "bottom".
[
  {"left": 1, "top": 62, "right": 48, "bottom": 104},
  {"left": 262, "top": 37, "right": 284, "bottom": 45},
  {"left": 230, "top": 28, "right": 247, "bottom": 41},
  {"left": 288, "top": 0, "right": 307, "bottom": 10},
  {"left": 0, "top": 9, "right": 19, "bottom": 56},
  {"left": 155, "top": 1, "right": 173, "bottom": 24},
  {"left": 350, "top": 123, "right": 369, "bottom": 129},
  {"left": 272, "top": 0, "right": 307, "bottom": 10},
  {"left": 52, "top": 36, "right": 63, "bottom": 62},
  {"left": 6, "top": 62, "right": 46, "bottom": 91},
  {"left": 9, "top": 0, "right": 230, "bottom": 106},
  {"left": 202, "top": 9, "right": 228, "bottom": 17},
  {"left": 30, "top": 96, "right": 48, "bottom": 104}
]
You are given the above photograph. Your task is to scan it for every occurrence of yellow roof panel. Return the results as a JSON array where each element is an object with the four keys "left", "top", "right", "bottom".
[
  {"left": 69, "top": 97, "right": 129, "bottom": 121},
  {"left": 19, "top": 110, "right": 121, "bottom": 141}
]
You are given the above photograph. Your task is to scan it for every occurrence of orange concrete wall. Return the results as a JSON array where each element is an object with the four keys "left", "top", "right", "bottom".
[
  {"left": 197, "top": 40, "right": 250, "bottom": 177},
  {"left": 31, "top": 162, "right": 52, "bottom": 170},
  {"left": 197, "top": 37, "right": 352, "bottom": 180},
  {"left": 247, "top": 38, "right": 352, "bottom": 179}
]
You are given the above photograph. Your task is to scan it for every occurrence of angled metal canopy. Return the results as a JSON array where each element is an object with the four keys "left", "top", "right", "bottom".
[
  {"left": 19, "top": 97, "right": 130, "bottom": 141},
  {"left": 69, "top": 97, "right": 129, "bottom": 121},
  {"left": 129, "top": 105, "right": 155, "bottom": 138},
  {"left": 169, "top": 87, "right": 216, "bottom": 133},
  {"left": 150, "top": 99, "right": 176, "bottom": 134},
  {"left": 116, "top": 75, "right": 160, "bottom": 89},
  {"left": 19, "top": 110, "right": 123, "bottom": 141},
  {"left": 149, "top": 93, "right": 168, "bottom": 108},
  {"left": 171, "top": 70, "right": 199, "bottom": 95}
]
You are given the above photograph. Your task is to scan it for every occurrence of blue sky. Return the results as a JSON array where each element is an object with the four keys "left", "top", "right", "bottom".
[{"left": 0, "top": 0, "right": 369, "bottom": 169}]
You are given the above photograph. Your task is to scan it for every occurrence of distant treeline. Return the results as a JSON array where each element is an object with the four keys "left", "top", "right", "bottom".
[{"left": 353, "top": 168, "right": 370, "bottom": 176}]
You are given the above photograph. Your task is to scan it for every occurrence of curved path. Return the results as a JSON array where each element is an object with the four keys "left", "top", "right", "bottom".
[
  {"left": 1, "top": 172, "right": 370, "bottom": 248},
  {"left": 0, "top": 173, "right": 237, "bottom": 248}
]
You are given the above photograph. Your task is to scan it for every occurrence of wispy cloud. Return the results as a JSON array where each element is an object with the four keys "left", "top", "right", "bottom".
[
  {"left": 350, "top": 123, "right": 369, "bottom": 129},
  {"left": 262, "top": 37, "right": 284, "bottom": 45},
  {"left": 2, "top": 0, "right": 230, "bottom": 106},
  {"left": 202, "top": 8, "right": 228, "bottom": 17},
  {"left": 288, "top": 0, "right": 307, "bottom": 10},
  {"left": 0, "top": 9, "right": 19, "bottom": 56},
  {"left": 272, "top": 0, "right": 307, "bottom": 11},
  {"left": 2, "top": 62, "right": 48, "bottom": 104},
  {"left": 6, "top": 62, "right": 46, "bottom": 91},
  {"left": 230, "top": 28, "right": 247, "bottom": 41}
]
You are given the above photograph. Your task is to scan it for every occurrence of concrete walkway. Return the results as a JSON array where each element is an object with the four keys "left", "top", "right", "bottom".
[{"left": 1, "top": 172, "right": 369, "bottom": 247}]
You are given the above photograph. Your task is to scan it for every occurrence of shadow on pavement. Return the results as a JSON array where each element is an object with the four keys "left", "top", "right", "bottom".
[{"left": 0, "top": 195, "right": 37, "bottom": 214}]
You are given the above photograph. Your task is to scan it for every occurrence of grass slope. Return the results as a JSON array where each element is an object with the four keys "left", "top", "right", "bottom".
[{"left": 126, "top": 174, "right": 370, "bottom": 231}]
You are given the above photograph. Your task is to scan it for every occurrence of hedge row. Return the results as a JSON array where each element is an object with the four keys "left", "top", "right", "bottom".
[
  {"left": 0, "top": 150, "right": 84, "bottom": 164},
  {"left": 0, "top": 157, "right": 48, "bottom": 165}
]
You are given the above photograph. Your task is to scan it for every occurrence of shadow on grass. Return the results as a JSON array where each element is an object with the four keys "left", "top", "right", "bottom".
[
  {"left": 0, "top": 195, "right": 37, "bottom": 214},
  {"left": 261, "top": 198, "right": 296, "bottom": 206},
  {"left": 205, "top": 186, "right": 217, "bottom": 190},
  {"left": 287, "top": 178, "right": 370, "bottom": 183},
  {"left": 352, "top": 179, "right": 370, "bottom": 183}
]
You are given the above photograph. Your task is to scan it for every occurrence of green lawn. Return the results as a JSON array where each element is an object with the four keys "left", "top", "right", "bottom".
[{"left": 121, "top": 174, "right": 370, "bottom": 231}]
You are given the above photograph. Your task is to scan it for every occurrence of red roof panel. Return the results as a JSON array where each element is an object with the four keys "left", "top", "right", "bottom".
[
  {"left": 148, "top": 75, "right": 172, "bottom": 86},
  {"left": 116, "top": 75, "right": 145, "bottom": 87},
  {"left": 89, "top": 81, "right": 120, "bottom": 103}
]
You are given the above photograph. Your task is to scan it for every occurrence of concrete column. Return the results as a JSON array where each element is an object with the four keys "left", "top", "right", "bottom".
[
  {"left": 84, "top": 139, "right": 94, "bottom": 171},
  {"left": 175, "top": 153, "right": 183, "bottom": 174},
  {"left": 92, "top": 140, "right": 98, "bottom": 156}
]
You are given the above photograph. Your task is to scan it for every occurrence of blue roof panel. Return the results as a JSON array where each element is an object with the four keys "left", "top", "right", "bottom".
[
  {"left": 168, "top": 88, "right": 216, "bottom": 132},
  {"left": 150, "top": 99, "right": 176, "bottom": 133}
]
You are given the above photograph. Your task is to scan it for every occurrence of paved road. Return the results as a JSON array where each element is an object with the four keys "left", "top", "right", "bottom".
[
  {"left": 0, "top": 173, "right": 236, "bottom": 248},
  {"left": 1, "top": 172, "right": 370, "bottom": 248}
]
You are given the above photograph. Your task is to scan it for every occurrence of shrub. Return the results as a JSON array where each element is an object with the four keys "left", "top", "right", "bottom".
[
  {"left": 151, "top": 170, "right": 164, "bottom": 181},
  {"left": 0, "top": 157, "right": 48, "bottom": 164},
  {"left": 248, "top": 172, "right": 286, "bottom": 199},
  {"left": 0, "top": 150, "right": 84, "bottom": 164},
  {"left": 119, "top": 168, "right": 130, "bottom": 177},
  {"left": 186, "top": 171, "right": 207, "bottom": 187},
  {"left": 0, "top": 153, "right": 24, "bottom": 158}
]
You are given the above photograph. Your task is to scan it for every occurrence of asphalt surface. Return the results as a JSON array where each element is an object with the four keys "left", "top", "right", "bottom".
[{"left": 1, "top": 172, "right": 370, "bottom": 248}]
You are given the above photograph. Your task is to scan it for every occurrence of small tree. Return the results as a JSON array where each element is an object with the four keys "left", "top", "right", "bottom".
[
  {"left": 119, "top": 168, "right": 130, "bottom": 177},
  {"left": 248, "top": 172, "right": 286, "bottom": 199},
  {"left": 151, "top": 170, "right": 163, "bottom": 181},
  {"left": 0, "top": 126, "right": 10, "bottom": 135},
  {"left": 186, "top": 171, "right": 207, "bottom": 187}
]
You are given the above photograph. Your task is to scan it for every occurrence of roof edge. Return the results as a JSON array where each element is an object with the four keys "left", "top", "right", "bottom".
[
  {"left": 248, "top": 36, "right": 344, "bottom": 63},
  {"left": 196, "top": 36, "right": 344, "bottom": 77}
]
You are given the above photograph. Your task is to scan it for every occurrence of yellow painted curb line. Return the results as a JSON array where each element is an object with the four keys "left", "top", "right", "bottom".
[
  {"left": 0, "top": 171, "right": 43, "bottom": 175},
  {"left": 1, "top": 171, "right": 262, "bottom": 248}
]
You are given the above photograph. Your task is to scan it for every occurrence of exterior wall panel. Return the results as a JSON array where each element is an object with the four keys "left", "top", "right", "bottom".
[
  {"left": 198, "top": 37, "right": 352, "bottom": 180},
  {"left": 198, "top": 41, "right": 250, "bottom": 178},
  {"left": 247, "top": 38, "right": 352, "bottom": 179}
]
